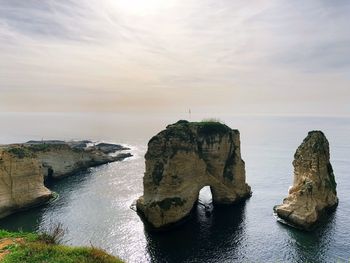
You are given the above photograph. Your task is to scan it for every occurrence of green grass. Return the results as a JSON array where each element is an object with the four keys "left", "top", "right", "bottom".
[
  {"left": 3, "top": 144, "right": 83, "bottom": 160},
  {"left": 27, "top": 143, "right": 55, "bottom": 152},
  {"left": 27, "top": 143, "right": 80, "bottom": 153},
  {"left": 0, "top": 230, "right": 123, "bottom": 263},
  {"left": 169, "top": 119, "right": 231, "bottom": 136},
  {"left": 4, "top": 147, "right": 34, "bottom": 159},
  {"left": 195, "top": 120, "right": 231, "bottom": 136},
  {"left": 200, "top": 118, "right": 223, "bottom": 123},
  {"left": 0, "top": 230, "right": 38, "bottom": 241}
]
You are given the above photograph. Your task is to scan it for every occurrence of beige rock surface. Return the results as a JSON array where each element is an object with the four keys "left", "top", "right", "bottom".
[
  {"left": 0, "top": 141, "right": 132, "bottom": 218},
  {"left": 33, "top": 144, "right": 129, "bottom": 179},
  {"left": 136, "top": 120, "right": 251, "bottom": 229},
  {"left": 274, "top": 131, "right": 338, "bottom": 230},
  {"left": 0, "top": 149, "right": 52, "bottom": 218}
]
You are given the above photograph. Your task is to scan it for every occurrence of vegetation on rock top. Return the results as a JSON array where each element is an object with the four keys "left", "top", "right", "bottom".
[
  {"left": 2, "top": 143, "right": 84, "bottom": 159},
  {"left": 27, "top": 143, "right": 82, "bottom": 153},
  {"left": 4, "top": 147, "right": 34, "bottom": 159},
  {"left": 167, "top": 119, "right": 232, "bottom": 137}
]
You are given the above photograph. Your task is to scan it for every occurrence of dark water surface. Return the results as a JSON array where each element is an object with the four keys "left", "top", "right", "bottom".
[{"left": 0, "top": 114, "right": 349, "bottom": 263}]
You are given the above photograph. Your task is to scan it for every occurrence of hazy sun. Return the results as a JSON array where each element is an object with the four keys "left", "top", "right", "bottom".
[{"left": 113, "top": 0, "right": 174, "bottom": 15}]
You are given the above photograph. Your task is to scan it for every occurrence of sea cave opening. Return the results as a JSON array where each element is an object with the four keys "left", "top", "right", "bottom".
[{"left": 198, "top": 186, "right": 213, "bottom": 217}]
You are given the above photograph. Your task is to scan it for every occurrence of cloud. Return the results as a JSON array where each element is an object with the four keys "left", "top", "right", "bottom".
[{"left": 0, "top": 0, "right": 349, "bottom": 115}]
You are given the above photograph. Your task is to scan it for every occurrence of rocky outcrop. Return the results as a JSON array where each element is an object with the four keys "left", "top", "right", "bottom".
[
  {"left": 95, "top": 143, "right": 130, "bottom": 154},
  {"left": 0, "top": 149, "right": 52, "bottom": 218},
  {"left": 136, "top": 120, "right": 251, "bottom": 229},
  {"left": 274, "top": 131, "right": 338, "bottom": 230},
  {"left": 0, "top": 141, "right": 131, "bottom": 218},
  {"left": 24, "top": 142, "right": 131, "bottom": 179}
]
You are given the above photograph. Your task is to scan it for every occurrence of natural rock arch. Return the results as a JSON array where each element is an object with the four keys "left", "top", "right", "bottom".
[{"left": 136, "top": 120, "right": 251, "bottom": 229}]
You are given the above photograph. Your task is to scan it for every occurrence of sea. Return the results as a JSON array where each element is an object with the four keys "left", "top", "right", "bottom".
[{"left": 0, "top": 112, "right": 349, "bottom": 263}]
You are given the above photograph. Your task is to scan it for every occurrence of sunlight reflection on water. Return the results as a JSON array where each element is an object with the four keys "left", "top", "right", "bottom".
[{"left": 0, "top": 115, "right": 349, "bottom": 262}]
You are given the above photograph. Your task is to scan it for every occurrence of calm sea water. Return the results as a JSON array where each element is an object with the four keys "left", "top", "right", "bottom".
[{"left": 0, "top": 113, "right": 349, "bottom": 263}]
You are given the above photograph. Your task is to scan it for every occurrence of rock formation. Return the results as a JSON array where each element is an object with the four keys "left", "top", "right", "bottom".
[
  {"left": 24, "top": 142, "right": 131, "bottom": 179},
  {"left": 0, "top": 141, "right": 131, "bottom": 218},
  {"left": 274, "top": 131, "right": 338, "bottom": 230},
  {"left": 95, "top": 143, "right": 130, "bottom": 154},
  {"left": 0, "top": 149, "right": 52, "bottom": 218},
  {"left": 136, "top": 120, "right": 251, "bottom": 229}
]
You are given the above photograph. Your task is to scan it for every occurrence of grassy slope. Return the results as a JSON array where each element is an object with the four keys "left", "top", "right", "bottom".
[{"left": 0, "top": 230, "right": 123, "bottom": 263}]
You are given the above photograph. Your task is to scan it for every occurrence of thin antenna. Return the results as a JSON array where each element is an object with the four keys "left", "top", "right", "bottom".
[{"left": 189, "top": 108, "right": 191, "bottom": 120}]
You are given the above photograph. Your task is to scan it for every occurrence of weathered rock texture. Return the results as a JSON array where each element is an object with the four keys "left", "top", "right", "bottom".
[
  {"left": 274, "top": 131, "right": 338, "bottom": 230},
  {"left": 0, "top": 150, "right": 52, "bottom": 218},
  {"left": 0, "top": 141, "right": 131, "bottom": 218},
  {"left": 136, "top": 120, "right": 251, "bottom": 229},
  {"left": 27, "top": 143, "right": 131, "bottom": 179}
]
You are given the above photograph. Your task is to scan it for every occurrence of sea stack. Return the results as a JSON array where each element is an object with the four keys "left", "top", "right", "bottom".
[
  {"left": 136, "top": 120, "right": 251, "bottom": 229},
  {"left": 274, "top": 131, "right": 338, "bottom": 230}
]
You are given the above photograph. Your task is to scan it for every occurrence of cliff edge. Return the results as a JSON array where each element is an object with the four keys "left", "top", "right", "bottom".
[
  {"left": 0, "top": 141, "right": 131, "bottom": 219},
  {"left": 0, "top": 149, "right": 52, "bottom": 218}
]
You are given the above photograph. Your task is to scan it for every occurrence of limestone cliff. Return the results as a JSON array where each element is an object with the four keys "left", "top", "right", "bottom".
[
  {"left": 274, "top": 131, "right": 338, "bottom": 230},
  {"left": 136, "top": 120, "right": 251, "bottom": 229},
  {"left": 0, "top": 149, "right": 52, "bottom": 218},
  {"left": 0, "top": 141, "right": 132, "bottom": 218},
  {"left": 26, "top": 143, "right": 131, "bottom": 179}
]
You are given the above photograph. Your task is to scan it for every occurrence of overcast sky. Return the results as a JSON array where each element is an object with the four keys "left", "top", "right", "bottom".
[{"left": 0, "top": 0, "right": 349, "bottom": 116}]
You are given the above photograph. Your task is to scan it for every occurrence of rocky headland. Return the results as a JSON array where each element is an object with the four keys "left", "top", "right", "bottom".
[
  {"left": 23, "top": 140, "right": 131, "bottom": 180},
  {"left": 136, "top": 120, "right": 251, "bottom": 229},
  {"left": 274, "top": 131, "right": 338, "bottom": 230},
  {"left": 0, "top": 140, "right": 131, "bottom": 218}
]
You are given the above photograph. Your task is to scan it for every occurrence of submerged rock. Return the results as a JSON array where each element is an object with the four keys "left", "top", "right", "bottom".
[
  {"left": 0, "top": 140, "right": 132, "bottom": 218},
  {"left": 136, "top": 120, "right": 251, "bottom": 229},
  {"left": 274, "top": 131, "right": 338, "bottom": 230}
]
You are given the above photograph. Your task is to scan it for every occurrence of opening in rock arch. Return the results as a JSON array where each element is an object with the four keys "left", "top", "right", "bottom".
[
  {"left": 136, "top": 120, "right": 252, "bottom": 229},
  {"left": 198, "top": 186, "right": 213, "bottom": 217},
  {"left": 198, "top": 186, "right": 212, "bottom": 205}
]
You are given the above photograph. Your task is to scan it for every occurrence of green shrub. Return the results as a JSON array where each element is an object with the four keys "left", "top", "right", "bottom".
[
  {"left": 38, "top": 222, "right": 66, "bottom": 244},
  {"left": 196, "top": 121, "right": 230, "bottom": 136},
  {"left": 5, "top": 147, "right": 33, "bottom": 159},
  {"left": 0, "top": 229, "right": 124, "bottom": 263}
]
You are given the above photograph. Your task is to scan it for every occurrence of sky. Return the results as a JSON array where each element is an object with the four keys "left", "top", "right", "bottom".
[{"left": 0, "top": 0, "right": 349, "bottom": 116}]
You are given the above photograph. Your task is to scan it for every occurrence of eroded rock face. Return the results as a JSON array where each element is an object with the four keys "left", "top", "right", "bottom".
[
  {"left": 29, "top": 143, "right": 131, "bottom": 179},
  {"left": 0, "top": 141, "right": 132, "bottom": 218},
  {"left": 274, "top": 131, "right": 338, "bottom": 230},
  {"left": 0, "top": 150, "right": 52, "bottom": 218},
  {"left": 136, "top": 120, "right": 251, "bottom": 229}
]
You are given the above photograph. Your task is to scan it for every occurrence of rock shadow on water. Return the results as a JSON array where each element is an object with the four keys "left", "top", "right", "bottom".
[
  {"left": 143, "top": 200, "right": 248, "bottom": 263},
  {"left": 0, "top": 169, "right": 93, "bottom": 232},
  {"left": 278, "top": 211, "right": 338, "bottom": 263}
]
